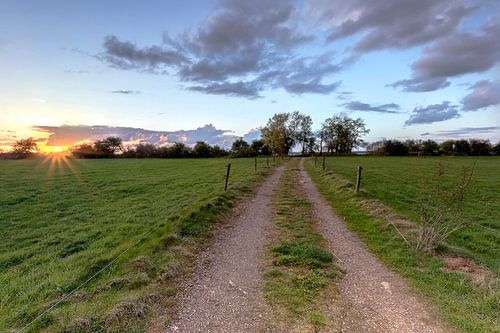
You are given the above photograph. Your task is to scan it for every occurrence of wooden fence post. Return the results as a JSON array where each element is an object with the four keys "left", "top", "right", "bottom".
[
  {"left": 322, "top": 155, "right": 325, "bottom": 170},
  {"left": 355, "top": 166, "right": 363, "bottom": 193},
  {"left": 224, "top": 163, "right": 231, "bottom": 191},
  {"left": 273, "top": 155, "right": 276, "bottom": 165},
  {"left": 254, "top": 157, "right": 257, "bottom": 172},
  {"left": 266, "top": 155, "right": 269, "bottom": 166}
]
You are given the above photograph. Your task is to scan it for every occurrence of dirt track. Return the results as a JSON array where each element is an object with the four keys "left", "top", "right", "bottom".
[
  {"left": 164, "top": 161, "right": 447, "bottom": 332},
  {"left": 298, "top": 158, "right": 448, "bottom": 333},
  {"left": 165, "top": 166, "right": 284, "bottom": 333}
]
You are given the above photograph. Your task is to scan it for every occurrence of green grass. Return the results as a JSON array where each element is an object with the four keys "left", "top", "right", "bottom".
[
  {"left": 0, "top": 157, "right": 273, "bottom": 332},
  {"left": 317, "top": 155, "right": 499, "bottom": 272},
  {"left": 264, "top": 162, "right": 340, "bottom": 331},
  {"left": 306, "top": 157, "right": 500, "bottom": 332}
]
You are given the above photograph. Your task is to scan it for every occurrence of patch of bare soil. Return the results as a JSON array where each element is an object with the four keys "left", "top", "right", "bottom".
[
  {"left": 298, "top": 158, "right": 450, "bottom": 333},
  {"left": 442, "top": 256, "right": 495, "bottom": 289},
  {"left": 161, "top": 167, "right": 285, "bottom": 333}
]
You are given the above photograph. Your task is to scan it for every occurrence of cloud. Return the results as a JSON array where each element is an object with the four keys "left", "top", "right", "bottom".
[
  {"left": 111, "top": 90, "right": 141, "bottom": 95},
  {"left": 32, "top": 124, "right": 253, "bottom": 148},
  {"left": 99, "top": 0, "right": 342, "bottom": 98},
  {"left": 306, "top": 0, "right": 474, "bottom": 56},
  {"left": 343, "top": 101, "right": 401, "bottom": 114},
  {"left": 101, "top": 35, "right": 189, "bottom": 71},
  {"left": 64, "top": 69, "right": 90, "bottom": 74},
  {"left": 421, "top": 126, "right": 499, "bottom": 137},
  {"left": 392, "top": 22, "right": 500, "bottom": 92},
  {"left": 405, "top": 101, "right": 460, "bottom": 125},
  {"left": 461, "top": 80, "right": 500, "bottom": 111},
  {"left": 187, "top": 81, "right": 262, "bottom": 99}
]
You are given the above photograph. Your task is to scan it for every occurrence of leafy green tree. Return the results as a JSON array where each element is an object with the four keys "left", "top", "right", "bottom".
[
  {"left": 321, "top": 113, "right": 369, "bottom": 154},
  {"left": 231, "top": 138, "right": 254, "bottom": 157},
  {"left": 250, "top": 139, "right": 270, "bottom": 155},
  {"left": 290, "top": 111, "right": 313, "bottom": 155},
  {"left": 454, "top": 139, "right": 471, "bottom": 155},
  {"left": 11, "top": 137, "right": 38, "bottom": 155},
  {"left": 261, "top": 113, "right": 295, "bottom": 156},
  {"left": 94, "top": 136, "right": 123, "bottom": 155},
  {"left": 421, "top": 139, "right": 439, "bottom": 156},
  {"left": 439, "top": 140, "right": 455, "bottom": 155},
  {"left": 469, "top": 139, "right": 491, "bottom": 156},
  {"left": 135, "top": 143, "right": 157, "bottom": 158},
  {"left": 193, "top": 141, "right": 211, "bottom": 157}
]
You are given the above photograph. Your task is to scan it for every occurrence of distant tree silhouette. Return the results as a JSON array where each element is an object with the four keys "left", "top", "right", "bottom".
[{"left": 11, "top": 137, "right": 38, "bottom": 155}]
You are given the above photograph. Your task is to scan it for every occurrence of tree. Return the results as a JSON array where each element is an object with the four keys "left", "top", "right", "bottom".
[
  {"left": 261, "top": 113, "right": 295, "bottom": 156},
  {"left": 383, "top": 140, "right": 408, "bottom": 156},
  {"left": 493, "top": 142, "right": 500, "bottom": 155},
  {"left": 421, "top": 139, "right": 439, "bottom": 156},
  {"left": 439, "top": 140, "right": 455, "bottom": 155},
  {"left": 231, "top": 138, "right": 254, "bottom": 157},
  {"left": 405, "top": 139, "right": 422, "bottom": 155},
  {"left": 454, "top": 139, "right": 471, "bottom": 155},
  {"left": 469, "top": 139, "right": 491, "bottom": 156},
  {"left": 70, "top": 143, "right": 98, "bottom": 158},
  {"left": 321, "top": 113, "right": 369, "bottom": 154},
  {"left": 135, "top": 143, "right": 157, "bottom": 158},
  {"left": 250, "top": 139, "right": 270, "bottom": 156},
  {"left": 94, "top": 136, "right": 123, "bottom": 156},
  {"left": 12, "top": 137, "right": 38, "bottom": 155},
  {"left": 193, "top": 141, "right": 211, "bottom": 157},
  {"left": 290, "top": 111, "right": 313, "bottom": 155}
]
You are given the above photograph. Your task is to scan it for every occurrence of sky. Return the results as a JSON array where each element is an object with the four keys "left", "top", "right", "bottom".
[{"left": 0, "top": 0, "right": 499, "bottom": 151}]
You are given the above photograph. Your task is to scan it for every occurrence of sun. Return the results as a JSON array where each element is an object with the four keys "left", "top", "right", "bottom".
[{"left": 43, "top": 145, "right": 67, "bottom": 154}]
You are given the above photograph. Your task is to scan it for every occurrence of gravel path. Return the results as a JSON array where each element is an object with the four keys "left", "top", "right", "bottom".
[
  {"left": 166, "top": 167, "right": 284, "bottom": 333},
  {"left": 298, "top": 159, "right": 449, "bottom": 333}
]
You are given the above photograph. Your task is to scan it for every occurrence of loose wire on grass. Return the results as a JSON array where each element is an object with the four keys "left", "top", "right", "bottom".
[{"left": 17, "top": 225, "right": 158, "bottom": 332}]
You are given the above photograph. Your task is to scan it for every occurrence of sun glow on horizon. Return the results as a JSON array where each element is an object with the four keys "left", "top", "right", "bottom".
[{"left": 42, "top": 145, "right": 68, "bottom": 154}]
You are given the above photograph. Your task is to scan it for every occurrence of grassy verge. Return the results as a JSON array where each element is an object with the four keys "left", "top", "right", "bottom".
[
  {"left": 305, "top": 159, "right": 499, "bottom": 333},
  {"left": 0, "top": 157, "right": 276, "bottom": 332},
  {"left": 263, "top": 161, "right": 341, "bottom": 332}
]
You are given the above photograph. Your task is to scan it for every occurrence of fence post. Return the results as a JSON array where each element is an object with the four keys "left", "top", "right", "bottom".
[
  {"left": 254, "top": 157, "right": 257, "bottom": 172},
  {"left": 224, "top": 163, "right": 231, "bottom": 191},
  {"left": 355, "top": 166, "right": 363, "bottom": 193},
  {"left": 266, "top": 155, "right": 269, "bottom": 166},
  {"left": 273, "top": 155, "right": 276, "bottom": 165},
  {"left": 322, "top": 155, "right": 325, "bottom": 170}
]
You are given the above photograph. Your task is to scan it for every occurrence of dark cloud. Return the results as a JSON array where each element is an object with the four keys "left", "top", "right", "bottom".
[
  {"left": 343, "top": 101, "right": 401, "bottom": 114},
  {"left": 421, "top": 126, "right": 499, "bottom": 137},
  {"left": 461, "top": 80, "right": 500, "bottom": 111},
  {"left": 99, "top": 0, "right": 341, "bottom": 98},
  {"left": 307, "top": 0, "right": 474, "bottom": 55},
  {"left": 32, "top": 124, "right": 254, "bottom": 148},
  {"left": 392, "top": 22, "right": 500, "bottom": 92},
  {"left": 101, "top": 35, "right": 189, "bottom": 71},
  {"left": 405, "top": 101, "right": 460, "bottom": 125},
  {"left": 187, "top": 81, "right": 262, "bottom": 99},
  {"left": 111, "top": 90, "right": 141, "bottom": 95}
]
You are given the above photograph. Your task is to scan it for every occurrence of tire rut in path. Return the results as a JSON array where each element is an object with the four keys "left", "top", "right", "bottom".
[
  {"left": 298, "top": 158, "right": 448, "bottom": 333},
  {"left": 166, "top": 166, "right": 284, "bottom": 333}
]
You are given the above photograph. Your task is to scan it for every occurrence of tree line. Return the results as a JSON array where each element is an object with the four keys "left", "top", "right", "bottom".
[
  {"left": 368, "top": 138, "right": 499, "bottom": 156},
  {"left": 3, "top": 112, "right": 500, "bottom": 159}
]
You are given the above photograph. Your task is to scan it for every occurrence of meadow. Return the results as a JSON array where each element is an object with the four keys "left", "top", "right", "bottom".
[
  {"left": 0, "top": 157, "right": 270, "bottom": 332},
  {"left": 306, "top": 156, "right": 499, "bottom": 332},
  {"left": 316, "top": 156, "right": 499, "bottom": 272}
]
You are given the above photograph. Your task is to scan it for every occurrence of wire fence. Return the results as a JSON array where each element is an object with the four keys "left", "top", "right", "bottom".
[
  {"left": 16, "top": 157, "right": 275, "bottom": 332},
  {"left": 312, "top": 156, "right": 499, "bottom": 237}
]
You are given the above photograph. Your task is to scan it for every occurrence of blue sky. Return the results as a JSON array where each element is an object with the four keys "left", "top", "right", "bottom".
[{"left": 0, "top": 0, "right": 499, "bottom": 150}]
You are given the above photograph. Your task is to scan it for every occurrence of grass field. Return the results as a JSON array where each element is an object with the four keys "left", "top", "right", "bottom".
[
  {"left": 306, "top": 156, "right": 500, "bottom": 332},
  {"left": 0, "top": 156, "right": 271, "bottom": 332}
]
